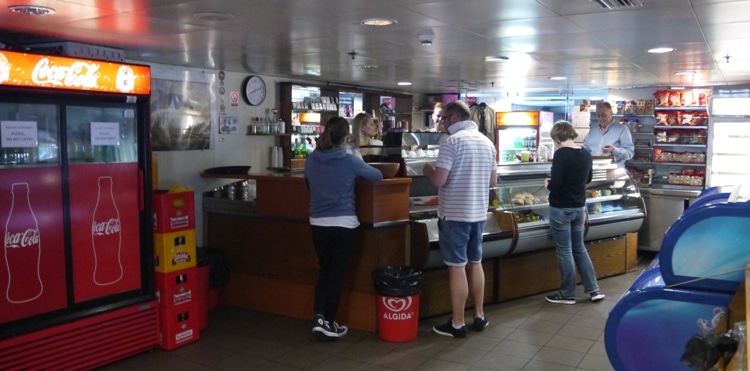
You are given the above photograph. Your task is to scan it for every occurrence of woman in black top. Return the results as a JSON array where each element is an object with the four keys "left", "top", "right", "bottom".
[{"left": 544, "top": 120, "right": 605, "bottom": 305}]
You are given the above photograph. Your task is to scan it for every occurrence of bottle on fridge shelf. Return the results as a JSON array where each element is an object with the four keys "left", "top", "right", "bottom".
[
  {"left": 91, "top": 176, "right": 123, "bottom": 286},
  {"left": 4, "top": 182, "right": 43, "bottom": 303},
  {"left": 292, "top": 138, "right": 301, "bottom": 158},
  {"left": 299, "top": 138, "right": 309, "bottom": 158}
]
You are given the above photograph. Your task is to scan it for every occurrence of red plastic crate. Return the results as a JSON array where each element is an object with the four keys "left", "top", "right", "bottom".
[
  {"left": 159, "top": 303, "right": 199, "bottom": 350},
  {"left": 155, "top": 268, "right": 197, "bottom": 312},
  {"left": 153, "top": 190, "right": 195, "bottom": 233}
]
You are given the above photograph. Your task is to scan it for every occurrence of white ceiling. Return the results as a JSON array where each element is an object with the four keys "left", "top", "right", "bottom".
[{"left": 1, "top": 0, "right": 749, "bottom": 98}]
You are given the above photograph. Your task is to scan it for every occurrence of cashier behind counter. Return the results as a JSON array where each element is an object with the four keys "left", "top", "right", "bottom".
[{"left": 582, "top": 102, "right": 634, "bottom": 167}]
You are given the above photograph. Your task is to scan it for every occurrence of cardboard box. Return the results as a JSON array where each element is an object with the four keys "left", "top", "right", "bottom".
[
  {"left": 154, "top": 229, "right": 196, "bottom": 273},
  {"left": 153, "top": 190, "right": 195, "bottom": 233},
  {"left": 155, "top": 268, "right": 197, "bottom": 311}
]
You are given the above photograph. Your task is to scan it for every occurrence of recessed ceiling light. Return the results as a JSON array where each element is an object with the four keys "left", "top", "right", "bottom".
[
  {"left": 355, "top": 64, "right": 379, "bottom": 69},
  {"left": 194, "top": 12, "right": 233, "bottom": 21},
  {"left": 397, "top": 82, "right": 412, "bottom": 86},
  {"left": 549, "top": 76, "right": 567, "bottom": 80},
  {"left": 8, "top": 5, "right": 55, "bottom": 15},
  {"left": 648, "top": 47, "right": 675, "bottom": 54},
  {"left": 484, "top": 56, "right": 509, "bottom": 62},
  {"left": 674, "top": 70, "right": 696, "bottom": 76},
  {"left": 360, "top": 18, "right": 397, "bottom": 26}
]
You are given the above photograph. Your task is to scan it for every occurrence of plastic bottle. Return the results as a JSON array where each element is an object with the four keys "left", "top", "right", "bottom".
[
  {"left": 4, "top": 182, "right": 43, "bottom": 303},
  {"left": 92, "top": 176, "right": 123, "bottom": 285}
]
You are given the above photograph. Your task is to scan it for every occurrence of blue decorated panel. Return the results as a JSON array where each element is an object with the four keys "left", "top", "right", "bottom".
[
  {"left": 660, "top": 201, "right": 750, "bottom": 293},
  {"left": 605, "top": 287, "right": 733, "bottom": 371}
]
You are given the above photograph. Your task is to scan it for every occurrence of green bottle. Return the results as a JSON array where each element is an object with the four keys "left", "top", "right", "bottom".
[
  {"left": 292, "top": 139, "right": 300, "bottom": 157},
  {"left": 299, "top": 138, "right": 309, "bottom": 158}
]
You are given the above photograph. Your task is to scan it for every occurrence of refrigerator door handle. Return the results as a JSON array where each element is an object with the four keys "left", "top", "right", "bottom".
[{"left": 138, "top": 168, "right": 145, "bottom": 211}]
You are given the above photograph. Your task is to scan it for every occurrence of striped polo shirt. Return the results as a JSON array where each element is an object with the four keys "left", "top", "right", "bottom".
[{"left": 435, "top": 120, "right": 497, "bottom": 222}]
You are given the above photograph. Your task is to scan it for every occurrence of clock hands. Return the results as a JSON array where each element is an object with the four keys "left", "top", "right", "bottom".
[{"left": 247, "top": 87, "right": 264, "bottom": 95}]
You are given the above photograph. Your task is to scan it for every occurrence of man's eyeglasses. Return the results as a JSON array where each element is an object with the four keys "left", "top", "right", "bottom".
[{"left": 439, "top": 114, "right": 454, "bottom": 121}]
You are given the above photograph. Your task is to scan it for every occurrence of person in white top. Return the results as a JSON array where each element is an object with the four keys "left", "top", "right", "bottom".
[
  {"left": 422, "top": 100, "right": 497, "bottom": 339},
  {"left": 348, "top": 113, "right": 382, "bottom": 157}
]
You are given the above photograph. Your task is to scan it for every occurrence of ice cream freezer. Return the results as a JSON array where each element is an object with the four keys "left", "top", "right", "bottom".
[{"left": 605, "top": 195, "right": 750, "bottom": 370}]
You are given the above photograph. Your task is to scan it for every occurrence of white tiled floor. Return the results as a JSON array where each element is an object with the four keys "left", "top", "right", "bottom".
[{"left": 101, "top": 257, "right": 649, "bottom": 371}]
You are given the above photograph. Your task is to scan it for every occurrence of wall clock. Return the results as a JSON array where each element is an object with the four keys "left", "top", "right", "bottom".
[{"left": 242, "top": 75, "right": 266, "bottom": 106}]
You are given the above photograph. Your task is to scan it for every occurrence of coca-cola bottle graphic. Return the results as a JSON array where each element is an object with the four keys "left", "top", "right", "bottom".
[
  {"left": 92, "top": 176, "right": 123, "bottom": 285},
  {"left": 4, "top": 182, "right": 43, "bottom": 303}
]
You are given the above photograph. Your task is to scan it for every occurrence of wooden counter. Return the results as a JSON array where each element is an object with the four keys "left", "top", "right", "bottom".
[{"left": 203, "top": 173, "right": 414, "bottom": 332}]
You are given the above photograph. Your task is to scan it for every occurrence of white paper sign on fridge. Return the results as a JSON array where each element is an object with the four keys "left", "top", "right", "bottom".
[
  {"left": 0, "top": 121, "right": 38, "bottom": 148},
  {"left": 90, "top": 122, "right": 120, "bottom": 146}
]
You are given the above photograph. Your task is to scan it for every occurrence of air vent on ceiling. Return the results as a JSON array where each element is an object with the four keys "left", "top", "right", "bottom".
[{"left": 590, "top": 0, "right": 643, "bottom": 9}]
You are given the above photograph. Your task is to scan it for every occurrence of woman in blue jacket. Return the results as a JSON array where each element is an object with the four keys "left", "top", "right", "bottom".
[{"left": 305, "top": 116, "right": 383, "bottom": 341}]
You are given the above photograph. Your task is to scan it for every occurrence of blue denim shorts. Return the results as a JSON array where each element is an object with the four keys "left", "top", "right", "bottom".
[{"left": 437, "top": 218, "right": 485, "bottom": 266}]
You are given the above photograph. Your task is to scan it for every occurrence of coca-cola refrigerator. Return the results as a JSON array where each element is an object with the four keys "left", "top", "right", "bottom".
[{"left": 0, "top": 49, "right": 156, "bottom": 352}]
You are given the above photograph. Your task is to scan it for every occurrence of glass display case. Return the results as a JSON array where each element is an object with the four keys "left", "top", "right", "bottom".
[{"left": 494, "top": 162, "right": 645, "bottom": 253}]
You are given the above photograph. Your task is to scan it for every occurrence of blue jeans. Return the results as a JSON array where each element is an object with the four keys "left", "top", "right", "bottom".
[{"left": 549, "top": 207, "right": 599, "bottom": 298}]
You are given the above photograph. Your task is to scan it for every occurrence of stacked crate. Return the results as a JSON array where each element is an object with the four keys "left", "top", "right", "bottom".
[{"left": 153, "top": 190, "right": 199, "bottom": 350}]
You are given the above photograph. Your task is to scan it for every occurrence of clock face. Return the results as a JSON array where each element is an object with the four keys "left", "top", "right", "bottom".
[{"left": 242, "top": 75, "right": 266, "bottom": 106}]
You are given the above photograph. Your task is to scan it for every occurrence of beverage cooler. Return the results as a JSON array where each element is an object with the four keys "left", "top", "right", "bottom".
[
  {"left": 0, "top": 50, "right": 158, "bottom": 369},
  {"left": 494, "top": 111, "right": 553, "bottom": 164},
  {"left": 707, "top": 87, "right": 750, "bottom": 187}
]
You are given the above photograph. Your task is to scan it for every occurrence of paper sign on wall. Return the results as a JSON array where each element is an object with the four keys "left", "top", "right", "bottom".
[
  {"left": 1, "top": 121, "right": 38, "bottom": 148},
  {"left": 90, "top": 122, "right": 120, "bottom": 146}
]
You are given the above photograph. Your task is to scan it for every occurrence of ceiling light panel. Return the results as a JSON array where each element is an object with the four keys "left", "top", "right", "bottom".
[{"left": 8, "top": 5, "right": 55, "bottom": 15}]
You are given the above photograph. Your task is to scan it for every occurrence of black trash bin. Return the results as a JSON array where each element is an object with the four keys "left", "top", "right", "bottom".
[
  {"left": 196, "top": 247, "right": 230, "bottom": 313},
  {"left": 372, "top": 266, "right": 422, "bottom": 342}
]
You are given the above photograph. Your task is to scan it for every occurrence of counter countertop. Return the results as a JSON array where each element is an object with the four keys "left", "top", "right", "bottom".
[{"left": 201, "top": 171, "right": 412, "bottom": 185}]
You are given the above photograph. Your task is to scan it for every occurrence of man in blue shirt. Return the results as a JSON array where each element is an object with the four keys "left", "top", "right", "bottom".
[{"left": 583, "top": 102, "right": 634, "bottom": 167}]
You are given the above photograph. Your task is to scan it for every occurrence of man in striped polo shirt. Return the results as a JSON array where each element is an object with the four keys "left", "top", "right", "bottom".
[{"left": 423, "top": 100, "right": 498, "bottom": 338}]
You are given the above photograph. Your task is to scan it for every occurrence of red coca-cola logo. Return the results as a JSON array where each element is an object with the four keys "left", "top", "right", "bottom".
[
  {"left": 32, "top": 58, "right": 100, "bottom": 89},
  {"left": 4, "top": 228, "right": 40, "bottom": 248},
  {"left": 92, "top": 218, "right": 121, "bottom": 236}
]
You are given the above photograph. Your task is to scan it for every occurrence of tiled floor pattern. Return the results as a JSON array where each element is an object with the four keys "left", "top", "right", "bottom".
[{"left": 101, "top": 260, "right": 648, "bottom": 371}]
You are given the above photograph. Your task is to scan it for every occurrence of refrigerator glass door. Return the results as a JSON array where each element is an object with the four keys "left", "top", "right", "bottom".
[
  {"left": 66, "top": 104, "right": 142, "bottom": 303},
  {"left": 497, "top": 127, "right": 537, "bottom": 164},
  {"left": 0, "top": 102, "right": 67, "bottom": 324},
  {"left": 708, "top": 121, "right": 750, "bottom": 187}
]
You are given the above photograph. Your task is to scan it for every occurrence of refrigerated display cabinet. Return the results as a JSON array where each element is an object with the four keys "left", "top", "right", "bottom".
[
  {"left": 0, "top": 50, "right": 158, "bottom": 369},
  {"left": 409, "top": 161, "right": 645, "bottom": 267},
  {"left": 495, "top": 162, "right": 645, "bottom": 254}
]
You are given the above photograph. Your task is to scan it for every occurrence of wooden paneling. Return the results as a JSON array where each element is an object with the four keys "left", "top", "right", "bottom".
[
  {"left": 419, "top": 261, "right": 495, "bottom": 318},
  {"left": 588, "top": 237, "right": 628, "bottom": 278},
  {"left": 625, "top": 232, "right": 639, "bottom": 272},
  {"left": 206, "top": 212, "right": 409, "bottom": 331},
  {"left": 499, "top": 249, "right": 560, "bottom": 301},
  {"left": 354, "top": 179, "right": 411, "bottom": 224},
  {"left": 251, "top": 174, "right": 411, "bottom": 224}
]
